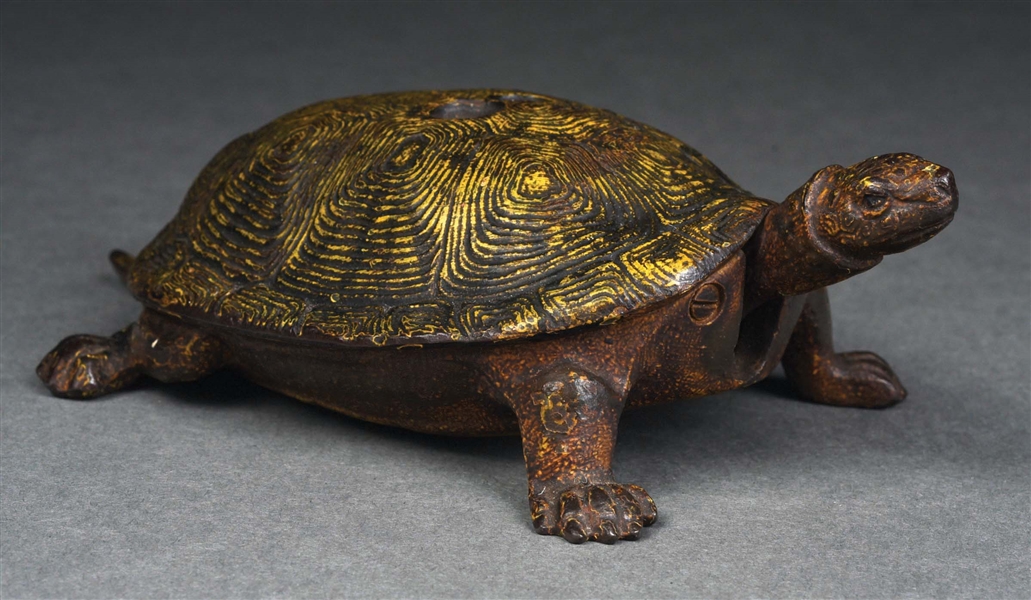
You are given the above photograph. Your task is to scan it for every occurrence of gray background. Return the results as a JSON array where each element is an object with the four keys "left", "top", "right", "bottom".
[{"left": 2, "top": 2, "right": 1028, "bottom": 598}]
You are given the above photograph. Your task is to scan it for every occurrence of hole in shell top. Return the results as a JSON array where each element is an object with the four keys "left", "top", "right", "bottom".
[
  {"left": 429, "top": 98, "right": 505, "bottom": 120},
  {"left": 495, "top": 93, "right": 542, "bottom": 103}
]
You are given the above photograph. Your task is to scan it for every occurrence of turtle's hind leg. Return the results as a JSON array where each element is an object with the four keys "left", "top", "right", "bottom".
[
  {"left": 781, "top": 289, "right": 906, "bottom": 408},
  {"left": 37, "top": 309, "right": 226, "bottom": 399}
]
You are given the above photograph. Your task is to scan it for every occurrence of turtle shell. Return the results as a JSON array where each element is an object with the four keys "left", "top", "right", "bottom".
[{"left": 128, "top": 90, "right": 773, "bottom": 346}]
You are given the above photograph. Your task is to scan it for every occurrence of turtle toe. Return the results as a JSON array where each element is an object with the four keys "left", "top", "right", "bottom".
[
  {"left": 531, "top": 483, "right": 656, "bottom": 544},
  {"left": 803, "top": 351, "right": 907, "bottom": 408},
  {"left": 838, "top": 351, "right": 907, "bottom": 407},
  {"left": 37, "top": 333, "right": 139, "bottom": 399}
]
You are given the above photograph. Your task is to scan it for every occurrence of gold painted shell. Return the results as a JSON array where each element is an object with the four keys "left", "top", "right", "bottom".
[{"left": 128, "top": 90, "right": 772, "bottom": 345}]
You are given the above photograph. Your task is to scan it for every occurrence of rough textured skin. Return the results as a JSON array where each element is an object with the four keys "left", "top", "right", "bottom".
[
  {"left": 36, "top": 91, "right": 959, "bottom": 543},
  {"left": 126, "top": 90, "right": 770, "bottom": 346},
  {"left": 37, "top": 309, "right": 226, "bottom": 400},
  {"left": 745, "top": 153, "right": 957, "bottom": 310},
  {"left": 781, "top": 289, "right": 907, "bottom": 408}
]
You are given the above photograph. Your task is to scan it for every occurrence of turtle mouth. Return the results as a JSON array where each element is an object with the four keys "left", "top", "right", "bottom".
[
  {"left": 886, "top": 212, "right": 954, "bottom": 252},
  {"left": 916, "top": 212, "right": 954, "bottom": 239}
]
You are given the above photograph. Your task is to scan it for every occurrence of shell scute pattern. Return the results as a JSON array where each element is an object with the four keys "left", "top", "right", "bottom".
[{"left": 129, "top": 90, "right": 772, "bottom": 345}]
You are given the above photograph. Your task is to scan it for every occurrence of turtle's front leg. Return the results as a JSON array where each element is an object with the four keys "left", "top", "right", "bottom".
[
  {"left": 781, "top": 288, "right": 906, "bottom": 408},
  {"left": 37, "top": 309, "right": 226, "bottom": 399},
  {"left": 502, "top": 365, "right": 656, "bottom": 544}
]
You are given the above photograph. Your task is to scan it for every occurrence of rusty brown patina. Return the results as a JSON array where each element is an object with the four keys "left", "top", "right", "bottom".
[{"left": 36, "top": 90, "right": 958, "bottom": 544}]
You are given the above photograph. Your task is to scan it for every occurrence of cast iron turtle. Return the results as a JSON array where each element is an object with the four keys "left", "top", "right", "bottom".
[{"left": 38, "top": 90, "right": 958, "bottom": 544}]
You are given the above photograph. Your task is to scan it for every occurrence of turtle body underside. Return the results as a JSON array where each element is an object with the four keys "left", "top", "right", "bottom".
[{"left": 194, "top": 252, "right": 805, "bottom": 436}]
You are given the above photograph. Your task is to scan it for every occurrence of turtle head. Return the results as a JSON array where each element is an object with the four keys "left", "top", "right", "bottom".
[
  {"left": 804, "top": 153, "right": 958, "bottom": 261},
  {"left": 746, "top": 153, "right": 957, "bottom": 308}
]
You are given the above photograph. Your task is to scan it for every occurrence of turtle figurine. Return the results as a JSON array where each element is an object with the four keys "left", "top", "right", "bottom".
[{"left": 37, "top": 90, "right": 958, "bottom": 544}]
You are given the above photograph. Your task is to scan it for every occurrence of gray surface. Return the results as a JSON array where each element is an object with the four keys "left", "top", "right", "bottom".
[{"left": 1, "top": 2, "right": 1028, "bottom": 598}]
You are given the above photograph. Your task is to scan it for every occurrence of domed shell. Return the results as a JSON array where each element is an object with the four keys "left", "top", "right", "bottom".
[{"left": 128, "top": 90, "right": 773, "bottom": 346}]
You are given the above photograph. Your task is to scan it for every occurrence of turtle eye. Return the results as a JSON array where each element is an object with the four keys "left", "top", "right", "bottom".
[{"left": 863, "top": 193, "right": 887, "bottom": 209}]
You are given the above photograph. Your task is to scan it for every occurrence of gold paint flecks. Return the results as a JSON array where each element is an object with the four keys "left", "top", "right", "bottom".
[{"left": 128, "top": 90, "right": 771, "bottom": 345}]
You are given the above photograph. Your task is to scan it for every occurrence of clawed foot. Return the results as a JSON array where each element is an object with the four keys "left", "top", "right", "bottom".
[
  {"left": 802, "top": 351, "right": 907, "bottom": 408},
  {"left": 530, "top": 483, "right": 657, "bottom": 544},
  {"left": 36, "top": 332, "right": 139, "bottom": 399}
]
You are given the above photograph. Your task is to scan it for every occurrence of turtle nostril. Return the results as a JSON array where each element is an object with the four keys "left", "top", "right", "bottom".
[
  {"left": 931, "top": 168, "right": 957, "bottom": 208},
  {"left": 935, "top": 168, "right": 956, "bottom": 193}
]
